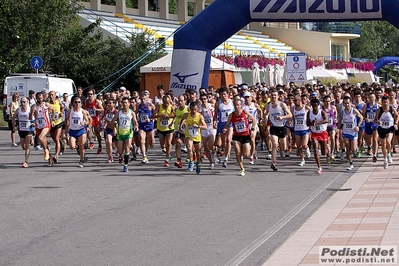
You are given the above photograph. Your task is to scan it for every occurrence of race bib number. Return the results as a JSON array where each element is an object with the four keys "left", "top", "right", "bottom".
[
  {"left": 235, "top": 121, "right": 246, "bottom": 133},
  {"left": 19, "top": 120, "right": 29, "bottom": 131},
  {"left": 140, "top": 113, "right": 149, "bottom": 123},
  {"left": 345, "top": 123, "right": 353, "bottom": 129},
  {"left": 188, "top": 126, "right": 198, "bottom": 138},
  {"left": 327, "top": 116, "right": 333, "bottom": 126},
  {"left": 204, "top": 115, "right": 212, "bottom": 125},
  {"left": 72, "top": 117, "right": 81, "bottom": 125},
  {"left": 296, "top": 119, "right": 304, "bottom": 125},
  {"left": 36, "top": 117, "right": 45, "bottom": 125},
  {"left": 382, "top": 121, "right": 390, "bottom": 127},
  {"left": 88, "top": 108, "right": 95, "bottom": 117},
  {"left": 221, "top": 110, "right": 230, "bottom": 122},
  {"left": 120, "top": 117, "right": 131, "bottom": 128},
  {"left": 315, "top": 125, "right": 321, "bottom": 132},
  {"left": 105, "top": 113, "right": 114, "bottom": 122},
  {"left": 367, "top": 112, "right": 375, "bottom": 120},
  {"left": 49, "top": 112, "right": 59, "bottom": 120},
  {"left": 160, "top": 118, "right": 169, "bottom": 128}
]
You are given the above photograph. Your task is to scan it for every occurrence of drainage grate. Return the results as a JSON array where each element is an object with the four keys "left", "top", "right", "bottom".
[{"left": 326, "top": 188, "right": 352, "bottom": 191}]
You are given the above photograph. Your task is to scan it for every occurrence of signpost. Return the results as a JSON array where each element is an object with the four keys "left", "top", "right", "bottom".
[
  {"left": 30, "top": 56, "right": 43, "bottom": 73},
  {"left": 286, "top": 53, "right": 307, "bottom": 83}
]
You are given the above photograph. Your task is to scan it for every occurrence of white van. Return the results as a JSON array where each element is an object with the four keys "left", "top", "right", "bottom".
[{"left": 2, "top": 73, "right": 76, "bottom": 121}]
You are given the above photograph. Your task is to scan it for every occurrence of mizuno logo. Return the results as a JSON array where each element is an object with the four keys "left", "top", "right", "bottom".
[
  {"left": 172, "top": 72, "right": 199, "bottom": 83},
  {"left": 252, "top": 0, "right": 381, "bottom": 14}
]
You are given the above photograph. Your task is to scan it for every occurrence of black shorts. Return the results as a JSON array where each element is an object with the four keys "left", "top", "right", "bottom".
[
  {"left": 62, "top": 122, "right": 66, "bottom": 129},
  {"left": 50, "top": 122, "right": 63, "bottom": 133},
  {"left": 395, "top": 129, "right": 399, "bottom": 136},
  {"left": 174, "top": 131, "right": 185, "bottom": 140},
  {"left": 378, "top": 127, "right": 394, "bottom": 139},
  {"left": 18, "top": 130, "right": 34, "bottom": 138},
  {"left": 270, "top": 126, "right": 287, "bottom": 139},
  {"left": 232, "top": 135, "right": 251, "bottom": 145},
  {"left": 157, "top": 129, "right": 174, "bottom": 137}
]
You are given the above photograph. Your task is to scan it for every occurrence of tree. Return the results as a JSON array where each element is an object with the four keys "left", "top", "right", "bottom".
[{"left": 350, "top": 21, "right": 399, "bottom": 59}]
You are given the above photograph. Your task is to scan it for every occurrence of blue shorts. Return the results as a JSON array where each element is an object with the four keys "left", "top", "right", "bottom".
[
  {"left": 358, "top": 126, "right": 365, "bottom": 133},
  {"left": 139, "top": 122, "right": 154, "bottom": 133},
  {"left": 287, "top": 126, "right": 294, "bottom": 131},
  {"left": 294, "top": 130, "right": 310, "bottom": 137},
  {"left": 217, "top": 122, "right": 232, "bottom": 136},
  {"left": 69, "top": 127, "right": 86, "bottom": 139},
  {"left": 104, "top": 127, "right": 114, "bottom": 137},
  {"left": 365, "top": 124, "right": 378, "bottom": 135},
  {"left": 342, "top": 132, "right": 358, "bottom": 141}
]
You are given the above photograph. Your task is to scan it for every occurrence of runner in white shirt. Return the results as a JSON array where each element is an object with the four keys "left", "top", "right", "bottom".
[{"left": 292, "top": 93, "right": 311, "bottom": 166}]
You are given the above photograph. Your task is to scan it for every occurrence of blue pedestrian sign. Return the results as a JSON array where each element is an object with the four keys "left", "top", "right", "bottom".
[{"left": 30, "top": 56, "right": 43, "bottom": 70}]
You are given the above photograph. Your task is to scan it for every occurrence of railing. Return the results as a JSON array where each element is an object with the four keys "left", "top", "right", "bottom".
[{"left": 299, "top": 22, "right": 361, "bottom": 35}]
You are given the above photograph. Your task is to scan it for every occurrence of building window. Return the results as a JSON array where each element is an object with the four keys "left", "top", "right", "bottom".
[{"left": 331, "top": 44, "right": 344, "bottom": 60}]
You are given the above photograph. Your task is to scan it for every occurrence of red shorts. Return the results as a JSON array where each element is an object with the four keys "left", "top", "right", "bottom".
[
  {"left": 311, "top": 130, "right": 328, "bottom": 142},
  {"left": 36, "top": 126, "right": 50, "bottom": 136},
  {"left": 91, "top": 116, "right": 101, "bottom": 127}
]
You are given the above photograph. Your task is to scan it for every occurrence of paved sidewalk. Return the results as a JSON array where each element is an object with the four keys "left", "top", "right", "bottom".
[{"left": 263, "top": 157, "right": 399, "bottom": 266}]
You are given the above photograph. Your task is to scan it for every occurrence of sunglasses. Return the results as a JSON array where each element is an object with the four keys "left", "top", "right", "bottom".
[
  {"left": 200, "top": 98, "right": 207, "bottom": 101},
  {"left": 74, "top": 101, "right": 81, "bottom": 104},
  {"left": 21, "top": 101, "right": 27, "bottom": 103}
]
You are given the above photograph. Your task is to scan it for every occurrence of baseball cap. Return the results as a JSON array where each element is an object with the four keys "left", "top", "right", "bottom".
[
  {"left": 120, "top": 86, "right": 126, "bottom": 91},
  {"left": 241, "top": 84, "right": 249, "bottom": 90},
  {"left": 310, "top": 92, "right": 318, "bottom": 97},
  {"left": 243, "top": 91, "right": 252, "bottom": 97}
]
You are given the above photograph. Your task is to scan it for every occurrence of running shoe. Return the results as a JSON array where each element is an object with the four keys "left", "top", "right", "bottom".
[
  {"left": 316, "top": 168, "right": 322, "bottom": 174},
  {"left": 35, "top": 145, "right": 43, "bottom": 151},
  {"left": 201, "top": 153, "right": 207, "bottom": 160},
  {"left": 97, "top": 148, "right": 102, "bottom": 154},
  {"left": 270, "top": 163, "right": 277, "bottom": 171},
  {"left": 285, "top": 150, "right": 290, "bottom": 157},
  {"left": 222, "top": 160, "right": 228, "bottom": 168},
  {"left": 388, "top": 154, "right": 393, "bottom": 164},
  {"left": 123, "top": 165, "right": 129, "bottom": 172},
  {"left": 298, "top": 159, "right": 305, "bottom": 166},
  {"left": 12, "top": 142, "right": 18, "bottom": 147},
  {"left": 373, "top": 155, "right": 377, "bottom": 163},
  {"left": 89, "top": 142, "right": 94, "bottom": 149},
  {"left": 239, "top": 169, "right": 246, "bottom": 176},
  {"left": 384, "top": 158, "right": 389, "bottom": 169},
  {"left": 331, "top": 154, "right": 336, "bottom": 161},
  {"left": 142, "top": 157, "right": 149, "bottom": 164},
  {"left": 196, "top": 163, "right": 201, "bottom": 174},
  {"left": 249, "top": 157, "right": 254, "bottom": 165},
  {"left": 305, "top": 148, "right": 311, "bottom": 159},
  {"left": 347, "top": 164, "right": 354, "bottom": 171},
  {"left": 162, "top": 148, "right": 166, "bottom": 153},
  {"left": 187, "top": 162, "right": 194, "bottom": 171},
  {"left": 280, "top": 150, "right": 284, "bottom": 158},
  {"left": 265, "top": 154, "right": 272, "bottom": 160},
  {"left": 174, "top": 160, "right": 182, "bottom": 168},
  {"left": 107, "top": 156, "right": 113, "bottom": 163},
  {"left": 326, "top": 156, "right": 331, "bottom": 164},
  {"left": 79, "top": 161, "right": 84, "bottom": 168},
  {"left": 340, "top": 152, "right": 345, "bottom": 160},
  {"left": 359, "top": 146, "right": 365, "bottom": 153},
  {"left": 52, "top": 156, "right": 58, "bottom": 163},
  {"left": 21, "top": 162, "right": 28, "bottom": 168},
  {"left": 355, "top": 151, "right": 361, "bottom": 158},
  {"left": 47, "top": 158, "right": 53, "bottom": 167},
  {"left": 393, "top": 147, "right": 397, "bottom": 153},
  {"left": 181, "top": 147, "right": 188, "bottom": 153},
  {"left": 44, "top": 149, "right": 50, "bottom": 161},
  {"left": 164, "top": 160, "right": 169, "bottom": 167},
  {"left": 130, "top": 154, "right": 137, "bottom": 161},
  {"left": 209, "top": 163, "right": 215, "bottom": 169}
]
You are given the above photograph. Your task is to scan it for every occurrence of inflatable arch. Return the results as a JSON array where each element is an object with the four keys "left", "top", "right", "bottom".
[
  {"left": 374, "top": 56, "right": 399, "bottom": 72},
  {"left": 169, "top": 0, "right": 399, "bottom": 93}
]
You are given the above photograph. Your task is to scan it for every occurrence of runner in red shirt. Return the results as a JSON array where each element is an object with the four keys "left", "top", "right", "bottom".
[{"left": 85, "top": 89, "right": 104, "bottom": 153}]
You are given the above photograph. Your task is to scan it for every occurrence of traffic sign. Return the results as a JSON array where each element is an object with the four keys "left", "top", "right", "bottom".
[
  {"left": 30, "top": 56, "right": 43, "bottom": 70},
  {"left": 286, "top": 53, "right": 307, "bottom": 83}
]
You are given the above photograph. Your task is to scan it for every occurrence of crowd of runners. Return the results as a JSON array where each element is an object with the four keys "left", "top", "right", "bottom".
[{"left": 8, "top": 81, "right": 399, "bottom": 175}]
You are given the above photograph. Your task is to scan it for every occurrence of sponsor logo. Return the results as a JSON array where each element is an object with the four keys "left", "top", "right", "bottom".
[
  {"left": 170, "top": 82, "right": 197, "bottom": 90},
  {"left": 252, "top": 0, "right": 381, "bottom": 14},
  {"left": 172, "top": 72, "right": 199, "bottom": 83},
  {"left": 151, "top": 67, "right": 167, "bottom": 72}
]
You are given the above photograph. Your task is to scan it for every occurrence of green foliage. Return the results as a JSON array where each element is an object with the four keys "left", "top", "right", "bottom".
[
  {"left": 350, "top": 21, "right": 399, "bottom": 59},
  {"left": 0, "top": 0, "right": 165, "bottom": 92},
  {"left": 319, "top": 77, "right": 339, "bottom": 85}
]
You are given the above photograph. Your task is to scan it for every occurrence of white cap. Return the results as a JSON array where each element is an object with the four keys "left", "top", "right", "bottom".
[
  {"left": 243, "top": 91, "right": 252, "bottom": 97},
  {"left": 120, "top": 86, "right": 126, "bottom": 91},
  {"left": 356, "top": 83, "right": 361, "bottom": 88}
]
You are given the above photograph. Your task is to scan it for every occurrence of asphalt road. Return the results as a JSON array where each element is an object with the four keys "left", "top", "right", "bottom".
[{"left": 0, "top": 129, "right": 366, "bottom": 266}]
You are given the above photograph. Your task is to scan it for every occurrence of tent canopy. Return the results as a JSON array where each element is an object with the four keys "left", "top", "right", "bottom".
[{"left": 140, "top": 53, "right": 235, "bottom": 73}]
